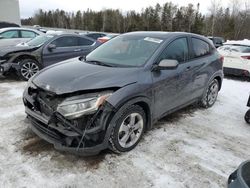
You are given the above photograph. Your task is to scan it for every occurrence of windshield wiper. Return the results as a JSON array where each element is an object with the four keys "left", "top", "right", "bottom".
[{"left": 85, "top": 60, "right": 115, "bottom": 67}]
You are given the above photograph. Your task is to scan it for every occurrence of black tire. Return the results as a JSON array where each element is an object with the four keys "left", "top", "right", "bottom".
[
  {"left": 245, "top": 109, "right": 250, "bottom": 124},
  {"left": 200, "top": 79, "right": 219, "bottom": 108},
  {"left": 18, "top": 59, "right": 41, "bottom": 81},
  {"left": 109, "top": 105, "right": 146, "bottom": 153}
]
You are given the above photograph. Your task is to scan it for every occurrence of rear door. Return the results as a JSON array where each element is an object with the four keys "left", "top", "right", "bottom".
[
  {"left": 189, "top": 37, "right": 215, "bottom": 99},
  {"left": 77, "top": 36, "right": 96, "bottom": 56},
  {"left": 42, "top": 36, "right": 82, "bottom": 67}
]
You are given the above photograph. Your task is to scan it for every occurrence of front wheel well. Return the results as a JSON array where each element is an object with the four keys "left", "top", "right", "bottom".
[
  {"left": 13, "top": 55, "right": 38, "bottom": 64},
  {"left": 133, "top": 101, "right": 151, "bottom": 131}
]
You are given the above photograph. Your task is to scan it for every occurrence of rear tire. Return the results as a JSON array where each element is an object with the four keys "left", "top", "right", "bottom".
[
  {"left": 18, "top": 59, "right": 41, "bottom": 81},
  {"left": 200, "top": 79, "right": 219, "bottom": 108},
  {"left": 109, "top": 105, "right": 146, "bottom": 153},
  {"left": 245, "top": 109, "right": 250, "bottom": 124}
]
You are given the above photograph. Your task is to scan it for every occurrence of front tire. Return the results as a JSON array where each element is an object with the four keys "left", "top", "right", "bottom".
[
  {"left": 200, "top": 79, "right": 219, "bottom": 108},
  {"left": 18, "top": 59, "right": 41, "bottom": 81},
  {"left": 245, "top": 109, "right": 250, "bottom": 124},
  {"left": 109, "top": 105, "right": 146, "bottom": 153}
]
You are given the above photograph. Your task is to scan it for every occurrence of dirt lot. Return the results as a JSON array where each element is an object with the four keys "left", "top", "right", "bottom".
[{"left": 0, "top": 77, "right": 249, "bottom": 188}]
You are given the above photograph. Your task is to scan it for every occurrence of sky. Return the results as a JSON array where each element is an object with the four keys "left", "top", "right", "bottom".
[{"left": 19, "top": 0, "right": 232, "bottom": 18}]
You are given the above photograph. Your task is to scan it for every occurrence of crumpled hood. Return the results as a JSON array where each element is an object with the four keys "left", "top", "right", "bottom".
[
  {"left": 32, "top": 58, "right": 140, "bottom": 95},
  {"left": 0, "top": 46, "right": 38, "bottom": 57}
]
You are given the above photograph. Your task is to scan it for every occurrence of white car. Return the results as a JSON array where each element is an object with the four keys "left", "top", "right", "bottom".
[
  {"left": 0, "top": 27, "right": 43, "bottom": 47},
  {"left": 218, "top": 39, "right": 250, "bottom": 79}
]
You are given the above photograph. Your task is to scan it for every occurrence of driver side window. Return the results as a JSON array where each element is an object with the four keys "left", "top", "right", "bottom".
[{"left": 159, "top": 38, "right": 189, "bottom": 63}]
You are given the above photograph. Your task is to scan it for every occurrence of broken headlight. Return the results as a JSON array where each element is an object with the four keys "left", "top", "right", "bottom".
[{"left": 57, "top": 92, "right": 112, "bottom": 119}]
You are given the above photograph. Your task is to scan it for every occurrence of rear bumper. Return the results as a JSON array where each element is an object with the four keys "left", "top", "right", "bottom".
[{"left": 223, "top": 67, "right": 250, "bottom": 77}]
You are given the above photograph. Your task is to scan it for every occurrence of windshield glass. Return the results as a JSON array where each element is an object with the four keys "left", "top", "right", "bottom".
[
  {"left": 86, "top": 35, "right": 163, "bottom": 67},
  {"left": 27, "top": 35, "right": 54, "bottom": 46}
]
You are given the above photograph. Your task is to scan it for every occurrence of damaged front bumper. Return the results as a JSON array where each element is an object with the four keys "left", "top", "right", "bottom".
[
  {"left": 0, "top": 60, "right": 19, "bottom": 76},
  {"left": 23, "top": 86, "right": 115, "bottom": 156}
]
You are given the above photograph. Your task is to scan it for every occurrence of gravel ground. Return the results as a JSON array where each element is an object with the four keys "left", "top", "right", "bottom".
[{"left": 0, "top": 77, "right": 249, "bottom": 188}]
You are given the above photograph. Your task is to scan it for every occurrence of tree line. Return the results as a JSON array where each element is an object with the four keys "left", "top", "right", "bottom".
[{"left": 21, "top": 1, "right": 250, "bottom": 40}]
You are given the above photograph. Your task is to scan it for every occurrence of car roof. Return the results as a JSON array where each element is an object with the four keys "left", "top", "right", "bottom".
[
  {"left": 0, "top": 27, "right": 43, "bottom": 34},
  {"left": 122, "top": 31, "right": 209, "bottom": 41}
]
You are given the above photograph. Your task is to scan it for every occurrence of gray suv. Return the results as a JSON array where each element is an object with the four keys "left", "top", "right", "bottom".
[{"left": 23, "top": 32, "right": 224, "bottom": 156}]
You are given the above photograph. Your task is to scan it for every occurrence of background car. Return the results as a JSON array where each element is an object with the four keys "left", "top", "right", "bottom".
[
  {"left": 245, "top": 94, "right": 250, "bottom": 124},
  {"left": 0, "top": 33, "right": 100, "bottom": 80},
  {"left": 0, "top": 27, "right": 43, "bottom": 47},
  {"left": 97, "top": 33, "right": 119, "bottom": 43},
  {"left": 0, "top": 21, "right": 20, "bottom": 29},
  {"left": 208, "top": 36, "right": 225, "bottom": 48},
  {"left": 218, "top": 39, "right": 250, "bottom": 79}
]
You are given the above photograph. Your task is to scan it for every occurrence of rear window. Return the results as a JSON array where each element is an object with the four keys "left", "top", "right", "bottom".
[
  {"left": 78, "top": 37, "right": 94, "bottom": 46},
  {"left": 192, "top": 38, "right": 210, "bottom": 58},
  {"left": 220, "top": 44, "right": 250, "bottom": 53}
]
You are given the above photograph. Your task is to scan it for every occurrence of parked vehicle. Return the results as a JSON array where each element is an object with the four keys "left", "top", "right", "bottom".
[
  {"left": 208, "top": 36, "right": 225, "bottom": 48},
  {"left": 245, "top": 95, "right": 250, "bottom": 124},
  {"left": 0, "top": 21, "right": 20, "bottom": 29},
  {"left": 0, "top": 27, "right": 43, "bottom": 47},
  {"left": 97, "top": 33, "right": 119, "bottom": 43},
  {"left": 85, "top": 32, "right": 106, "bottom": 40},
  {"left": 23, "top": 32, "right": 223, "bottom": 156},
  {"left": 218, "top": 39, "right": 250, "bottom": 79},
  {"left": 0, "top": 34, "right": 100, "bottom": 80},
  {"left": 228, "top": 160, "right": 250, "bottom": 188}
]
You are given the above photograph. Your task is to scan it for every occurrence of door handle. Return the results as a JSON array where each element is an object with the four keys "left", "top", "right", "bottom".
[
  {"left": 185, "top": 66, "right": 191, "bottom": 71},
  {"left": 74, "top": 49, "right": 82, "bottom": 52}
]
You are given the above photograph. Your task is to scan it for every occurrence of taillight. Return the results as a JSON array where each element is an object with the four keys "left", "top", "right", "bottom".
[
  {"left": 97, "top": 38, "right": 108, "bottom": 43},
  {"left": 241, "top": 56, "right": 250, "bottom": 60},
  {"left": 220, "top": 55, "right": 224, "bottom": 63}
]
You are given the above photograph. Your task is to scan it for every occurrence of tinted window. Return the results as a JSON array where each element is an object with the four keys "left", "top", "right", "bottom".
[
  {"left": 51, "top": 36, "right": 78, "bottom": 47},
  {"left": 21, "top": 30, "right": 37, "bottom": 38},
  {"left": 87, "top": 33, "right": 105, "bottom": 40},
  {"left": 159, "top": 38, "right": 189, "bottom": 63},
  {"left": 1, "top": 30, "right": 19, "bottom": 38},
  {"left": 78, "top": 37, "right": 94, "bottom": 46},
  {"left": 192, "top": 38, "right": 210, "bottom": 58}
]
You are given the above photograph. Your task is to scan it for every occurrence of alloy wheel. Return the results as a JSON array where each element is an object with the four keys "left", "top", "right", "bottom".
[
  {"left": 20, "top": 62, "right": 39, "bottom": 80},
  {"left": 118, "top": 113, "right": 144, "bottom": 148}
]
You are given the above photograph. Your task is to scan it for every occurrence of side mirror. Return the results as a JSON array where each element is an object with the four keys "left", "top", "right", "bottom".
[
  {"left": 152, "top": 59, "right": 179, "bottom": 71},
  {"left": 47, "top": 44, "right": 56, "bottom": 51}
]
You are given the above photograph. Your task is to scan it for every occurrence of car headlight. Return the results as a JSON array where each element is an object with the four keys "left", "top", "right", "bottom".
[{"left": 57, "top": 92, "right": 112, "bottom": 119}]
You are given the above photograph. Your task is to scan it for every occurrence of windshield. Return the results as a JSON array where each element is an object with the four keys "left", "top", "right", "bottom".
[
  {"left": 27, "top": 35, "right": 54, "bottom": 46},
  {"left": 86, "top": 35, "right": 163, "bottom": 67}
]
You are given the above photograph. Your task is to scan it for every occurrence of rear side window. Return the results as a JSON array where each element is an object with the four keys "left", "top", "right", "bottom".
[
  {"left": 86, "top": 33, "right": 105, "bottom": 40},
  {"left": 21, "top": 30, "right": 37, "bottom": 38},
  {"left": 78, "top": 37, "right": 94, "bottom": 46},
  {"left": 192, "top": 38, "right": 210, "bottom": 58},
  {"left": 51, "top": 36, "right": 78, "bottom": 47},
  {"left": 159, "top": 38, "right": 189, "bottom": 63},
  {"left": 0, "top": 30, "right": 19, "bottom": 38}
]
